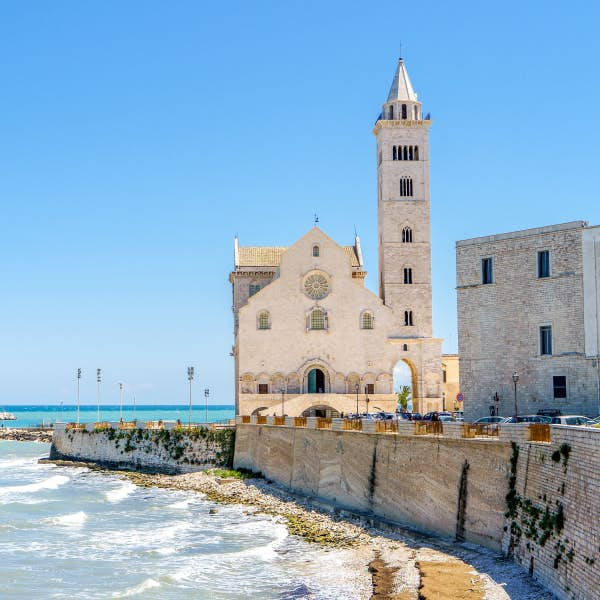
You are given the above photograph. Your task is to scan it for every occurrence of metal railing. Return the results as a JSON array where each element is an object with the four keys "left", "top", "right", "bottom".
[
  {"left": 316, "top": 418, "right": 332, "bottom": 429},
  {"left": 273, "top": 416, "right": 286, "bottom": 426},
  {"left": 343, "top": 419, "right": 363, "bottom": 431},
  {"left": 529, "top": 423, "right": 551, "bottom": 443},
  {"left": 375, "top": 420, "right": 398, "bottom": 433},
  {"left": 294, "top": 417, "right": 307, "bottom": 427},
  {"left": 241, "top": 415, "right": 251, "bottom": 424},
  {"left": 461, "top": 423, "right": 499, "bottom": 439},
  {"left": 118, "top": 421, "right": 137, "bottom": 430},
  {"left": 256, "top": 416, "right": 267, "bottom": 425},
  {"left": 145, "top": 420, "right": 164, "bottom": 430},
  {"left": 66, "top": 423, "right": 86, "bottom": 431},
  {"left": 414, "top": 421, "right": 443, "bottom": 436}
]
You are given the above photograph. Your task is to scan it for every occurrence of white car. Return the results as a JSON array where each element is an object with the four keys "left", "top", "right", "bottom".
[{"left": 550, "top": 415, "right": 593, "bottom": 426}]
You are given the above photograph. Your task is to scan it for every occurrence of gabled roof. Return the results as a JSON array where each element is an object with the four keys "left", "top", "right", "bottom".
[
  {"left": 235, "top": 245, "right": 361, "bottom": 268},
  {"left": 387, "top": 58, "right": 418, "bottom": 103}
]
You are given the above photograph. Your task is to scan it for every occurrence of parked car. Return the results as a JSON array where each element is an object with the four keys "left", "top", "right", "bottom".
[
  {"left": 537, "top": 408, "right": 562, "bottom": 417},
  {"left": 550, "top": 415, "right": 593, "bottom": 426},
  {"left": 438, "top": 415, "right": 456, "bottom": 422},
  {"left": 473, "top": 416, "right": 505, "bottom": 424},
  {"left": 503, "top": 415, "right": 552, "bottom": 423},
  {"left": 374, "top": 412, "right": 396, "bottom": 420},
  {"left": 421, "top": 411, "right": 453, "bottom": 421}
]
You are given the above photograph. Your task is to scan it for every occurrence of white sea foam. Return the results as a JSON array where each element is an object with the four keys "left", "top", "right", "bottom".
[
  {"left": 154, "top": 546, "right": 177, "bottom": 556},
  {"left": 105, "top": 481, "right": 136, "bottom": 503},
  {"left": 47, "top": 511, "right": 87, "bottom": 526},
  {"left": 0, "top": 474, "right": 69, "bottom": 494},
  {"left": 166, "top": 499, "right": 192, "bottom": 509},
  {"left": 112, "top": 578, "right": 161, "bottom": 597}
]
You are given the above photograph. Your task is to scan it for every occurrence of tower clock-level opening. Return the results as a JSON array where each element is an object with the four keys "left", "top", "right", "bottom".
[{"left": 307, "top": 368, "right": 325, "bottom": 393}]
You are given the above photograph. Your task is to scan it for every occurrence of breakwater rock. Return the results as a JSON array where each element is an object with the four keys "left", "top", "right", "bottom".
[{"left": 0, "top": 428, "right": 53, "bottom": 443}]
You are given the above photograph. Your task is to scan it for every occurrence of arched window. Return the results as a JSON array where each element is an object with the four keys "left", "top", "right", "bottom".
[
  {"left": 414, "top": 146, "right": 419, "bottom": 160},
  {"left": 361, "top": 311, "right": 374, "bottom": 329},
  {"left": 392, "top": 146, "right": 397, "bottom": 160},
  {"left": 402, "top": 104, "right": 407, "bottom": 119},
  {"left": 400, "top": 177, "right": 413, "bottom": 197},
  {"left": 409, "top": 146, "right": 413, "bottom": 160},
  {"left": 402, "top": 227, "right": 413, "bottom": 243},
  {"left": 309, "top": 308, "right": 326, "bottom": 330},
  {"left": 257, "top": 311, "right": 270, "bottom": 330},
  {"left": 404, "top": 310, "right": 413, "bottom": 326},
  {"left": 312, "top": 245, "right": 320, "bottom": 257},
  {"left": 389, "top": 105, "right": 394, "bottom": 119},
  {"left": 249, "top": 282, "right": 261, "bottom": 296},
  {"left": 403, "top": 146, "right": 408, "bottom": 161},
  {"left": 403, "top": 268, "right": 413, "bottom": 284}
]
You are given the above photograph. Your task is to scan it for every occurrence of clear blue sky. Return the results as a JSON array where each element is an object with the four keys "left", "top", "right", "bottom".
[{"left": 1, "top": 1, "right": 598, "bottom": 405}]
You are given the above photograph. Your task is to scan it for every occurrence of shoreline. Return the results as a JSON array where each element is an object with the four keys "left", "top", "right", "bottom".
[{"left": 42, "top": 457, "right": 554, "bottom": 600}]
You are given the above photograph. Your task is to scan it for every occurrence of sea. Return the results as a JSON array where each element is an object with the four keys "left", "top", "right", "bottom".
[
  {"left": 0, "top": 441, "right": 368, "bottom": 599},
  {"left": 1, "top": 404, "right": 236, "bottom": 428}
]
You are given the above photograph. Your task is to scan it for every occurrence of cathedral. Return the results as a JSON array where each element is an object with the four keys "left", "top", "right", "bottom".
[{"left": 230, "top": 58, "right": 443, "bottom": 417}]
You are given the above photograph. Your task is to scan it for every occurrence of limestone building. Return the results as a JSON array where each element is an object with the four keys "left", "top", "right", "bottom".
[
  {"left": 230, "top": 58, "right": 443, "bottom": 417},
  {"left": 457, "top": 221, "right": 600, "bottom": 420}
]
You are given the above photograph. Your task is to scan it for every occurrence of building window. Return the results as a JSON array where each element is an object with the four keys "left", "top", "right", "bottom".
[
  {"left": 414, "top": 146, "right": 419, "bottom": 160},
  {"left": 442, "top": 366, "right": 447, "bottom": 383},
  {"left": 392, "top": 146, "right": 397, "bottom": 160},
  {"left": 389, "top": 105, "right": 394, "bottom": 119},
  {"left": 538, "top": 250, "right": 550, "bottom": 278},
  {"left": 540, "top": 325, "right": 553, "bottom": 355},
  {"left": 249, "top": 283, "right": 261, "bottom": 296},
  {"left": 404, "top": 310, "right": 413, "bottom": 326},
  {"left": 403, "top": 344, "right": 408, "bottom": 351},
  {"left": 258, "top": 384, "right": 269, "bottom": 394},
  {"left": 400, "top": 176, "right": 413, "bottom": 197},
  {"left": 401, "top": 104, "right": 407, "bottom": 119},
  {"left": 312, "top": 245, "right": 320, "bottom": 257},
  {"left": 481, "top": 258, "right": 493, "bottom": 284},
  {"left": 365, "top": 383, "right": 375, "bottom": 395},
  {"left": 309, "top": 308, "right": 326, "bottom": 330},
  {"left": 257, "top": 311, "right": 270, "bottom": 330},
  {"left": 361, "top": 311, "right": 374, "bottom": 329},
  {"left": 553, "top": 375, "right": 567, "bottom": 399},
  {"left": 403, "top": 267, "right": 413, "bottom": 284},
  {"left": 402, "top": 227, "right": 413, "bottom": 243}
]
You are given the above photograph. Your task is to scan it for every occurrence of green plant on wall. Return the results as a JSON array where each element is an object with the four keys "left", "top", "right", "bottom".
[{"left": 397, "top": 385, "right": 411, "bottom": 411}]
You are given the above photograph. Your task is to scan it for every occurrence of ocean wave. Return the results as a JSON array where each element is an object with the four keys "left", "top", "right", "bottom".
[
  {"left": 166, "top": 499, "right": 192, "bottom": 510},
  {"left": 105, "top": 481, "right": 136, "bottom": 503},
  {"left": 47, "top": 511, "right": 87, "bottom": 526},
  {"left": 0, "top": 474, "right": 69, "bottom": 495},
  {"left": 112, "top": 578, "right": 161, "bottom": 597}
]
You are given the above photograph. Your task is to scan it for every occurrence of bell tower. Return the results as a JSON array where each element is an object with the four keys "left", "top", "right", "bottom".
[{"left": 374, "top": 57, "right": 433, "bottom": 337}]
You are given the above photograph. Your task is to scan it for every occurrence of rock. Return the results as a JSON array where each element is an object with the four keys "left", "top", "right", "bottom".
[{"left": 209, "top": 508, "right": 218, "bottom": 515}]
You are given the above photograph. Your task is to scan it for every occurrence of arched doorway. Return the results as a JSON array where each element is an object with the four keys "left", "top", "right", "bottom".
[
  {"left": 307, "top": 368, "right": 325, "bottom": 393},
  {"left": 393, "top": 360, "right": 416, "bottom": 412},
  {"left": 301, "top": 405, "right": 340, "bottom": 418}
]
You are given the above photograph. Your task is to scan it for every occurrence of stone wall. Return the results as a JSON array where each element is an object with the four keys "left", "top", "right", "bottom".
[
  {"left": 504, "top": 426, "right": 600, "bottom": 600},
  {"left": 235, "top": 421, "right": 600, "bottom": 599},
  {"left": 51, "top": 423, "right": 235, "bottom": 473},
  {"left": 234, "top": 422, "right": 511, "bottom": 550}
]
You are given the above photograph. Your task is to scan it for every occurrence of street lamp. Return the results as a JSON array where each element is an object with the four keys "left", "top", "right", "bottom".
[
  {"left": 187, "top": 367, "right": 195, "bottom": 427},
  {"left": 512, "top": 371, "right": 519, "bottom": 418},
  {"left": 365, "top": 385, "right": 370, "bottom": 415},
  {"left": 354, "top": 383, "right": 360, "bottom": 415},
  {"left": 118, "top": 382, "right": 124, "bottom": 421},
  {"left": 280, "top": 387, "right": 286, "bottom": 416},
  {"left": 97, "top": 369, "right": 102, "bottom": 422},
  {"left": 76, "top": 368, "right": 82, "bottom": 424},
  {"left": 204, "top": 388, "right": 210, "bottom": 423}
]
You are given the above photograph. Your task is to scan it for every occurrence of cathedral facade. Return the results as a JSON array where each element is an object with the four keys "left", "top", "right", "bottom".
[{"left": 230, "top": 58, "right": 443, "bottom": 417}]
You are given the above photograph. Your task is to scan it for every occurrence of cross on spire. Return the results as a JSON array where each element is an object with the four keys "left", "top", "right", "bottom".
[{"left": 314, "top": 213, "right": 319, "bottom": 226}]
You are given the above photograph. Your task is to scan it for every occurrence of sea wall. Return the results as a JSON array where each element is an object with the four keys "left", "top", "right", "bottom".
[
  {"left": 234, "top": 422, "right": 512, "bottom": 550},
  {"left": 234, "top": 420, "right": 600, "bottom": 599},
  {"left": 503, "top": 426, "right": 600, "bottom": 600},
  {"left": 51, "top": 423, "right": 235, "bottom": 473}
]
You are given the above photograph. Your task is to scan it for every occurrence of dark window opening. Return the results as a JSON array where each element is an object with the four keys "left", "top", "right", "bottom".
[
  {"left": 404, "top": 310, "right": 413, "bottom": 326},
  {"left": 538, "top": 250, "right": 550, "bottom": 278},
  {"left": 403, "top": 267, "right": 413, "bottom": 284},
  {"left": 482, "top": 258, "right": 493, "bottom": 284},
  {"left": 365, "top": 383, "right": 375, "bottom": 395},
  {"left": 258, "top": 384, "right": 269, "bottom": 394},
  {"left": 401, "top": 104, "right": 407, "bottom": 119},
  {"left": 540, "top": 325, "right": 553, "bottom": 355},
  {"left": 553, "top": 375, "right": 567, "bottom": 399},
  {"left": 389, "top": 105, "right": 394, "bottom": 119}
]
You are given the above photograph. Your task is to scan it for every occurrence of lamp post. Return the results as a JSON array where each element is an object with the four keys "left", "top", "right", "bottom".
[
  {"left": 76, "top": 368, "right": 81, "bottom": 424},
  {"left": 204, "top": 388, "right": 210, "bottom": 423},
  {"left": 118, "top": 382, "right": 124, "bottom": 421},
  {"left": 96, "top": 369, "right": 102, "bottom": 422},
  {"left": 355, "top": 383, "right": 360, "bottom": 416},
  {"left": 280, "top": 387, "right": 286, "bottom": 416},
  {"left": 365, "top": 385, "right": 370, "bottom": 415},
  {"left": 187, "top": 366, "right": 194, "bottom": 427},
  {"left": 512, "top": 371, "right": 519, "bottom": 418}
]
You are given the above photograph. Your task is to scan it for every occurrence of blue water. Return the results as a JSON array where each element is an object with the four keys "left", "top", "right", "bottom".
[
  {"left": 0, "top": 441, "right": 367, "bottom": 599},
  {"left": 1, "top": 405, "right": 235, "bottom": 428}
]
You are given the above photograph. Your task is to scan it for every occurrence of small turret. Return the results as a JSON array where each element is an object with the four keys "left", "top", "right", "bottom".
[{"left": 382, "top": 58, "right": 422, "bottom": 121}]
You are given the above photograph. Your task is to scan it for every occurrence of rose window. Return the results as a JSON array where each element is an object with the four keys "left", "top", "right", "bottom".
[{"left": 303, "top": 272, "right": 329, "bottom": 299}]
